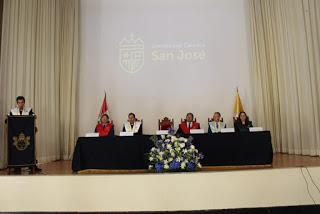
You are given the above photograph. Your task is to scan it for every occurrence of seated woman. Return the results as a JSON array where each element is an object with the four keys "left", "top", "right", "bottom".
[
  {"left": 122, "top": 112, "right": 142, "bottom": 135},
  {"left": 95, "top": 114, "right": 114, "bottom": 137},
  {"left": 234, "top": 111, "right": 253, "bottom": 132},
  {"left": 177, "top": 113, "right": 200, "bottom": 135},
  {"left": 208, "top": 112, "right": 226, "bottom": 133}
]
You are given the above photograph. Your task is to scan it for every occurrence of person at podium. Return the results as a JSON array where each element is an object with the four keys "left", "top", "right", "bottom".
[
  {"left": 208, "top": 112, "right": 226, "bottom": 133},
  {"left": 95, "top": 114, "right": 114, "bottom": 137},
  {"left": 234, "top": 111, "right": 253, "bottom": 132},
  {"left": 177, "top": 113, "right": 200, "bottom": 135},
  {"left": 10, "top": 96, "right": 34, "bottom": 116},
  {"left": 9, "top": 96, "right": 41, "bottom": 173},
  {"left": 122, "top": 113, "right": 142, "bottom": 135}
]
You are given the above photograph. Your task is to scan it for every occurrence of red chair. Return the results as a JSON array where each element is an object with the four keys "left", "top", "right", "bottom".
[{"left": 158, "top": 117, "right": 174, "bottom": 130}]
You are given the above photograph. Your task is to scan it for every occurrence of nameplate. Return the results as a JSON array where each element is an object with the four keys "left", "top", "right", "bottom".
[
  {"left": 190, "top": 129, "right": 204, "bottom": 134},
  {"left": 249, "top": 127, "right": 264, "bottom": 132},
  {"left": 156, "top": 130, "right": 169, "bottom": 135},
  {"left": 221, "top": 128, "right": 235, "bottom": 133},
  {"left": 85, "top": 133, "right": 99, "bottom": 137},
  {"left": 119, "top": 132, "right": 134, "bottom": 136}
]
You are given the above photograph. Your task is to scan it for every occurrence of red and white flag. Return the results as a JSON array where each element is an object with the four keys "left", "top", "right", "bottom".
[{"left": 98, "top": 92, "right": 109, "bottom": 121}]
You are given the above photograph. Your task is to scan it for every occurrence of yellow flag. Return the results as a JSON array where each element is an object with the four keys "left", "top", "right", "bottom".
[{"left": 233, "top": 88, "right": 244, "bottom": 118}]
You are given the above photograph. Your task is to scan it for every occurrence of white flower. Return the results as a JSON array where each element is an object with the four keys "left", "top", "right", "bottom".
[
  {"left": 151, "top": 147, "right": 156, "bottom": 152},
  {"left": 164, "top": 164, "right": 169, "bottom": 169},
  {"left": 178, "top": 137, "right": 185, "bottom": 141},
  {"left": 181, "top": 162, "right": 186, "bottom": 169},
  {"left": 182, "top": 149, "right": 188, "bottom": 154},
  {"left": 175, "top": 147, "right": 181, "bottom": 152},
  {"left": 148, "top": 165, "right": 153, "bottom": 169},
  {"left": 149, "top": 157, "right": 154, "bottom": 161},
  {"left": 171, "top": 136, "right": 178, "bottom": 141},
  {"left": 190, "top": 145, "right": 195, "bottom": 150},
  {"left": 179, "top": 143, "right": 185, "bottom": 148},
  {"left": 164, "top": 160, "right": 168, "bottom": 164},
  {"left": 197, "top": 163, "right": 202, "bottom": 168},
  {"left": 168, "top": 158, "right": 173, "bottom": 162},
  {"left": 167, "top": 144, "right": 172, "bottom": 149},
  {"left": 184, "top": 139, "right": 188, "bottom": 143},
  {"left": 158, "top": 155, "right": 163, "bottom": 161}
]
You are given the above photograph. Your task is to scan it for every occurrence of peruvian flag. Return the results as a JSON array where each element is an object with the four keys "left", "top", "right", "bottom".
[{"left": 98, "top": 92, "right": 109, "bottom": 121}]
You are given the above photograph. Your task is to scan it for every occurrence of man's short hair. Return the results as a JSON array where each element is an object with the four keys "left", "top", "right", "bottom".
[
  {"left": 16, "top": 96, "right": 25, "bottom": 103},
  {"left": 186, "top": 112, "right": 194, "bottom": 118},
  {"left": 214, "top": 112, "right": 221, "bottom": 117}
]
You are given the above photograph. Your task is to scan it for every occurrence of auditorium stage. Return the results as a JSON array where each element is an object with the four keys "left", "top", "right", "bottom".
[
  {"left": 0, "top": 164, "right": 320, "bottom": 212},
  {"left": 1, "top": 153, "right": 320, "bottom": 175},
  {"left": 0, "top": 154, "right": 320, "bottom": 213}
]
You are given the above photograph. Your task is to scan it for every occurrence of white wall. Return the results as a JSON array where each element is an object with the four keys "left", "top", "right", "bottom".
[{"left": 78, "top": 0, "right": 253, "bottom": 136}]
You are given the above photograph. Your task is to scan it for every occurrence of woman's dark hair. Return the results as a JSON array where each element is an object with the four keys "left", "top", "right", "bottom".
[
  {"left": 128, "top": 112, "right": 136, "bottom": 118},
  {"left": 16, "top": 96, "right": 25, "bottom": 103},
  {"left": 101, "top": 113, "right": 109, "bottom": 119},
  {"left": 237, "top": 111, "right": 249, "bottom": 124}
]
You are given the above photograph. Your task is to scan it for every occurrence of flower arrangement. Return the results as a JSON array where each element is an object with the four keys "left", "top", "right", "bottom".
[{"left": 148, "top": 135, "right": 204, "bottom": 173}]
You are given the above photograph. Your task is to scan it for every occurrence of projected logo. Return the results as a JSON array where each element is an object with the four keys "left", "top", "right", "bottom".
[{"left": 119, "top": 34, "right": 144, "bottom": 73}]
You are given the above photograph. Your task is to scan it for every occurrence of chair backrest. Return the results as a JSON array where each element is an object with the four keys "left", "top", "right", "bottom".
[
  {"left": 181, "top": 118, "right": 197, "bottom": 123},
  {"left": 127, "top": 118, "right": 142, "bottom": 123},
  {"left": 208, "top": 117, "right": 223, "bottom": 123},
  {"left": 159, "top": 117, "right": 174, "bottom": 130}
]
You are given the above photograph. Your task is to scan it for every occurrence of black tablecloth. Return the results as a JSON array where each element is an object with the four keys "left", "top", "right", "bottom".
[{"left": 72, "top": 131, "right": 273, "bottom": 172}]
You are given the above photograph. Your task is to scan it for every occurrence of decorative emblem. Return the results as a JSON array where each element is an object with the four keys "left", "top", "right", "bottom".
[
  {"left": 119, "top": 34, "right": 144, "bottom": 73},
  {"left": 12, "top": 132, "right": 31, "bottom": 151}
]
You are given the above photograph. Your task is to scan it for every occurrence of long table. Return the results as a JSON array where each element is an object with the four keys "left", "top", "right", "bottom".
[{"left": 72, "top": 131, "right": 273, "bottom": 172}]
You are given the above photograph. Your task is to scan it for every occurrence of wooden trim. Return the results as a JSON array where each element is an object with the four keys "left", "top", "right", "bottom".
[{"left": 77, "top": 164, "right": 272, "bottom": 175}]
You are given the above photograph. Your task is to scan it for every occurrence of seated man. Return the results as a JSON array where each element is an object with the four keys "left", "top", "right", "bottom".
[
  {"left": 234, "top": 111, "right": 253, "bottom": 132},
  {"left": 208, "top": 112, "right": 226, "bottom": 133},
  {"left": 177, "top": 113, "right": 200, "bottom": 135},
  {"left": 122, "top": 112, "right": 142, "bottom": 135},
  {"left": 10, "top": 96, "right": 34, "bottom": 116},
  {"left": 95, "top": 114, "right": 114, "bottom": 137}
]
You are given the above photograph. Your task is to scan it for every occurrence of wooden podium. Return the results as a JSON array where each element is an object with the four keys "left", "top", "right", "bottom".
[{"left": 7, "top": 115, "right": 36, "bottom": 173}]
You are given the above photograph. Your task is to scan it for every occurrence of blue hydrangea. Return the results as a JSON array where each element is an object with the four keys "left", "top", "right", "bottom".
[
  {"left": 187, "top": 162, "right": 196, "bottom": 171},
  {"left": 155, "top": 163, "right": 164, "bottom": 173},
  {"left": 169, "top": 159, "right": 181, "bottom": 170}
]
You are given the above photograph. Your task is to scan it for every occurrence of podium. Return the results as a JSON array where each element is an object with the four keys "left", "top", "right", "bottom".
[{"left": 7, "top": 115, "right": 36, "bottom": 171}]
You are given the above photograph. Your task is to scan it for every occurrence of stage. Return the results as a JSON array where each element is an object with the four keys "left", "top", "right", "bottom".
[
  {"left": 1, "top": 153, "right": 320, "bottom": 175},
  {"left": 0, "top": 153, "right": 320, "bottom": 213},
  {"left": 0, "top": 163, "right": 320, "bottom": 212}
]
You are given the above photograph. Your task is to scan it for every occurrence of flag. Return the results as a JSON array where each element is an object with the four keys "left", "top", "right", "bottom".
[
  {"left": 98, "top": 92, "right": 109, "bottom": 122},
  {"left": 233, "top": 88, "right": 244, "bottom": 118}
]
